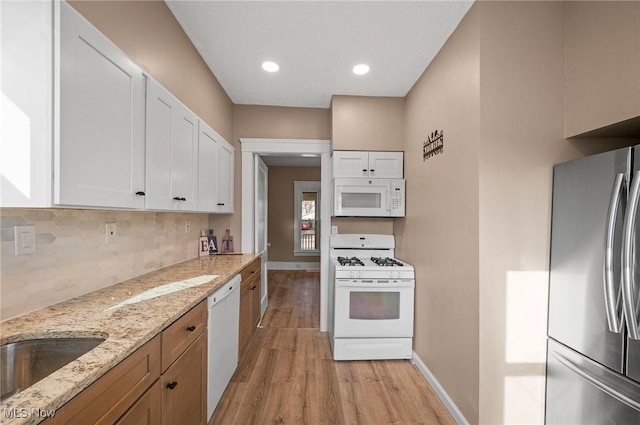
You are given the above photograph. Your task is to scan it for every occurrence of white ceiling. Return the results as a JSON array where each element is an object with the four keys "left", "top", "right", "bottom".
[{"left": 165, "top": 0, "right": 474, "bottom": 109}]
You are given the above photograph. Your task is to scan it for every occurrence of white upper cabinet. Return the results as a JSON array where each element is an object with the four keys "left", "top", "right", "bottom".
[
  {"left": 197, "top": 122, "right": 220, "bottom": 212},
  {"left": 1, "top": 0, "right": 53, "bottom": 207},
  {"left": 56, "top": 1, "right": 145, "bottom": 209},
  {"left": 216, "top": 139, "right": 234, "bottom": 213},
  {"left": 197, "top": 121, "right": 234, "bottom": 213},
  {"left": 333, "top": 151, "right": 403, "bottom": 178},
  {"left": 145, "top": 77, "right": 199, "bottom": 211},
  {"left": 2, "top": 1, "right": 230, "bottom": 213}
]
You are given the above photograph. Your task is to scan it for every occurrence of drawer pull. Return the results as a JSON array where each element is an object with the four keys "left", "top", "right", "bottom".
[
  {"left": 135, "top": 191, "right": 146, "bottom": 196},
  {"left": 166, "top": 382, "right": 178, "bottom": 390},
  {"left": 186, "top": 325, "right": 196, "bottom": 332}
]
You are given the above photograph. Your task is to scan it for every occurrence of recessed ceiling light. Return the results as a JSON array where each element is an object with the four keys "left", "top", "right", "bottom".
[
  {"left": 262, "top": 61, "right": 279, "bottom": 73},
  {"left": 352, "top": 64, "right": 370, "bottom": 75}
]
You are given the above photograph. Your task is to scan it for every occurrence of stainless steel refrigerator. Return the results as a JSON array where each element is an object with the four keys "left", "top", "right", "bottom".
[{"left": 546, "top": 146, "right": 640, "bottom": 423}]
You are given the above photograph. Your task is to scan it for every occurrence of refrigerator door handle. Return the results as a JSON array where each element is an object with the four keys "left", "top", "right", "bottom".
[
  {"left": 551, "top": 348, "right": 640, "bottom": 412},
  {"left": 604, "top": 173, "right": 626, "bottom": 333},
  {"left": 622, "top": 171, "right": 640, "bottom": 340}
]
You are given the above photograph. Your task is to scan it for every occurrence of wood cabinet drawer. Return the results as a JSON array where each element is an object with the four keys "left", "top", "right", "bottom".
[
  {"left": 44, "top": 335, "right": 161, "bottom": 425},
  {"left": 161, "top": 300, "right": 206, "bottom": 372},
  {"left": 240, "top": 258, "right": 261, "bottom": 285}
]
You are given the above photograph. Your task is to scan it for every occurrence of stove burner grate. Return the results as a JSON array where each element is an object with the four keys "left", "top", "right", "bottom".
[
  {"left": 370, "top": 257, "right": 404, "bottom": 267},
  {"left": 337, "top": 256, "right": 365, "bottom": 266}
]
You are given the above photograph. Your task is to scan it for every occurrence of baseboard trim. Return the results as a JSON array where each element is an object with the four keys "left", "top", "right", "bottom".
[
  {"left": 412, "top": 351, "right": 469, "bottom": 425},
  {"left": 268, "top": 261, "right": 320, "bottom": 271}
]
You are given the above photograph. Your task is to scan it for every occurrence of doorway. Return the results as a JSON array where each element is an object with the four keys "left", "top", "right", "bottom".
[{"left": 240, "top": 138, "right": 331, "bottom": 331}]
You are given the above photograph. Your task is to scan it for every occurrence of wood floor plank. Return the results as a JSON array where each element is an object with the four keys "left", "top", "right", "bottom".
[{"left": 209, "top": 270, "right": 456, "bottom": 425}]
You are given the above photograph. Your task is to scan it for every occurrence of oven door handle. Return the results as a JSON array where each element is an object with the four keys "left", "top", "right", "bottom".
[{"left": 335, "top": 282, "right": 415, "bottom": 289}]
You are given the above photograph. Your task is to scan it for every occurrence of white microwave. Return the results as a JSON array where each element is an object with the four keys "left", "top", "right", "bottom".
[{"left": 333, "top": 178, "right": 405, "bottom": 217}]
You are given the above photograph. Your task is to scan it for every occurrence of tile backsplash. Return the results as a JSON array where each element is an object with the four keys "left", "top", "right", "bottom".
[{"left": 0, "top": 208, "right": 209, "bottom": 320}]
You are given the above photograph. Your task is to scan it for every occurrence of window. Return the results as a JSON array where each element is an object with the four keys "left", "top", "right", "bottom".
[{"left": 294, "top": 181, "right": 321, "bottom": 256}]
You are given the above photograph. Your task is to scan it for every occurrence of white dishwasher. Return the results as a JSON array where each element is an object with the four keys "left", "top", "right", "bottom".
[{"left": 207, "top": 274, "right": 241, "bottom": 420}]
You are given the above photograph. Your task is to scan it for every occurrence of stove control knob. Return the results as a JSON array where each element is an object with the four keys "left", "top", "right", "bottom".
[
  {"left": 357, "top": 271, "right": 363, "bottom": 278},
  {"left": 348, "top": 271, "right": 354, "bottom": 278}
]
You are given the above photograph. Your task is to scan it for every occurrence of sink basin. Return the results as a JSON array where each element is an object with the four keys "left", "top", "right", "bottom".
[{"left": 1, "top": 337, "right": 106, "bottom": 402}]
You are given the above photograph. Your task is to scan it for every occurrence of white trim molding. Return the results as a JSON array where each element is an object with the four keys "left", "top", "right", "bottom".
[
  {"left": 412, "top": 351, "right": 469, "bottom": 425},
  {"left": 268, "top": 261, "right": 320, "bottom": 271},
  {"left": 240, "top": 138, "right": 332, "bottom": 332}
]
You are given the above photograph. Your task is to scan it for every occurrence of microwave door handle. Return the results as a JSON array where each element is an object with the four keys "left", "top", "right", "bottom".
[
  {"left": 622, "top": 171, "right": 640, "bottom": 340},
  {"left": 386, "top": 186, "right": 391, "bottom": 211},
  {"left": 604, "top": 172, "right": 625, "bottom": 333}
]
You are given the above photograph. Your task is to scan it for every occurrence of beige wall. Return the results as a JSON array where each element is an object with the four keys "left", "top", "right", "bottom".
[
  {"left": 268, "top": 167, "right": 321, "bottom": 263},
  {"left": 68, "top": 0, "right": 233, "bottom": 141},
  {"left": 331, "top": 95, "right": 405, "bottom": 151},
  {"left": 477, "top": 3, "right": 566, "bottom": 423},
  {"left": 222, "top": 105, "right": 331, "bottom": 251},
  {"left": 397, "top": 2, "right": 639, "bottom": 424},
  {"left": 396, "top": 5, "right": 481, "bottom": 422}
]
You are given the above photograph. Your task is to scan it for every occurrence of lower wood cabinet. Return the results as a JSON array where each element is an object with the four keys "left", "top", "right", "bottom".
[
  {"left": 43, "top": 300, "right": 208, "bottom": 425},
  {"left": 43, "top": 335, "right": 161, "bottom": 425},
  {"left": 161, "top": 332, "right": 207, "bottom": 425},
  {"left": 238, "top": 258, "right": 261, "bottom": 357},
  {"left": 114, "top": 380, "right": 161, "bottom": 425}
]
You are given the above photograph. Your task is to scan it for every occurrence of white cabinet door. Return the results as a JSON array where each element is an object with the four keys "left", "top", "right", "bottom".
[
  {"left": 145, "top": 78, "right": 198, "bottom": 211},
  {"left": 56, "top": 2, "right": 145, "bottom": 209},
  {"left": 216, "top": 140, "right": 234, "bottom": 213},
  {"left": 368, "top": 151, "right": 403, "bottom": 178},
  {"left": 197, "top": 122, "right": 220, "bottom": 212},
  {"left": 333, "top": 151, "right": 403, "bottom": 178},
  {"left": 1, "top": 0, "right": 53, "bottom": 207},
  {"left": 332, "top": 151, "right": 369, "bottom": 178}
]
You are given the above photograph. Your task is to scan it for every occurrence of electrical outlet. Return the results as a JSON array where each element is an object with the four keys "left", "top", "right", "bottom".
[
  {"left": 105, "top": 223, "right": 117, "bottom": 244},
  {"left": 14, "top": 225, "right": 36, "bottom": 255},
  {"left": 184, "top": 220, "right": 191, "bottom": 234},
  {"left": 331, "top": 226, "right": 338, "bottom": 234}
]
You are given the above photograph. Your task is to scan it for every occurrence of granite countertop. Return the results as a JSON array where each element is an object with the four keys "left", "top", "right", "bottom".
[{"left": 0, "top": 253, "right": 261, "bottom": 425}]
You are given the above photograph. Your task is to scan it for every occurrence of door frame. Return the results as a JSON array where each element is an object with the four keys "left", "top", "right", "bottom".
[{"left": 240, "top": 138, "right": 332, "bottom": 331}]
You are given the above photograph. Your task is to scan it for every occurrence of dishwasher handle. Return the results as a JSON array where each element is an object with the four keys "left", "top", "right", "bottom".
[{"left": 208, "top": 275, "right": 241, "bottom": 307}]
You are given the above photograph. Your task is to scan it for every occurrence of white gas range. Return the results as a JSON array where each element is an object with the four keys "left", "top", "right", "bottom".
[{"left": 328, "top": 234, "right": 415, "bottom": 361}]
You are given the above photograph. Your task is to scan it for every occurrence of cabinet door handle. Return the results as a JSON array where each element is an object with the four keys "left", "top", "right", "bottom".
[
  {"left": 173, "top": 197, "right": 187, "bottom": 201},
  {"left": 166, "top": 382, "right": 178, "bottom": 390},
  {"left": 217, "top": 203, "right": 224, "bottom": 206},
  {"left": 135, "top": 191, "right": 146, "bottom": 196},
  {"left": 186, "top": 325, "right": 196, "bottom": 332},
  {"left": 250, "top": 285, "right": 257, "bottom": 290},
  {"left": 370, "top": 169, "right": 375, "bottom": 173}
]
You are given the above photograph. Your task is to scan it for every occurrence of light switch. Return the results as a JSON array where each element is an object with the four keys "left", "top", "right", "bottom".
[{"left": 14, "top": 225, "right": 36, "bottom": 255}]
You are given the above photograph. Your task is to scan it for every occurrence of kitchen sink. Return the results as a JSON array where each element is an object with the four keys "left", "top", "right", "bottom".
[{"left": 0, "top": 337, "right": 106, "bottom": 402}]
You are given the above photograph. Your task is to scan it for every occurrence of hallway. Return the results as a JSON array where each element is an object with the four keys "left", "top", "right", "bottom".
[{"left": 210, "top": 270, "right": 455, "bottom": 425}]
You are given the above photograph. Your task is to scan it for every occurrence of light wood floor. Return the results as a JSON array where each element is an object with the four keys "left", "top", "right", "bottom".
[{"left": 210, "top": 270, "right": 455, "bottom": 425}]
